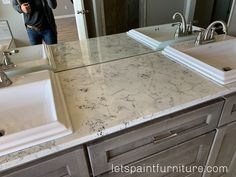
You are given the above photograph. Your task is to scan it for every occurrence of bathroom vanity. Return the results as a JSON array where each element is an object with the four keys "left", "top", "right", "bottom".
[{"left": 0, "top": 31, "right": 236, "bottom": 177}]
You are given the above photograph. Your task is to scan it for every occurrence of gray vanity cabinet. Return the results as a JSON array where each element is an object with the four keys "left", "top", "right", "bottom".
[
  {"left": 219, "top": 93, "right": 236, "bottom": 126},
  {"left": 102, "top": 132, "right": 215, "bottom": 177},
  {"left": 87, "top": 99, "right": 224, "bottom": 176},
  {"left": 2, "top": 147, "right": 90, "bottom": 177},
  {"left": 203, "top": 121, "right": 236, "bottom": 177}
]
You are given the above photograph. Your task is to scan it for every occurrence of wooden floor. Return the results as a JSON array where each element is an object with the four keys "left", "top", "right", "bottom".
[{"left": 55, "top": 17, "right": 79, "bottom": 43}]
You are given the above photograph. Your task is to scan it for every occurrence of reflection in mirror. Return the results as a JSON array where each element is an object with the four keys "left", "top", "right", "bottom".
[
  {"left": 0, "top": 20, "right": 13, "bottom": 40},
  {"left": 0, "top": 0, "right": 235, "bottom": 47},
  {"left": 86, "top": 0, "right": 235, "bottom": 37},
  {"left": 194, "top": 0, "right": 233, "bottom": 28},
  {"left": 0, "top": 0, "right": 77, "bottom": 47}
]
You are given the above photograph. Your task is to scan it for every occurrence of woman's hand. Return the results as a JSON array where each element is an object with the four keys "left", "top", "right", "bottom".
[{"left": 21, "top": 3, "right": 31, "bottom": 14}]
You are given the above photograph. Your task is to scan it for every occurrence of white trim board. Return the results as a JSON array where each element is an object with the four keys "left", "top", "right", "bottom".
[{"left": 54, "top": 14, "right": 75, "bottom": 20}]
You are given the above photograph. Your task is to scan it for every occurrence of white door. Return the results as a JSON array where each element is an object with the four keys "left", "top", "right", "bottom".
[{"left": 73, "top": 0, "right": 88, "bottom": 40}]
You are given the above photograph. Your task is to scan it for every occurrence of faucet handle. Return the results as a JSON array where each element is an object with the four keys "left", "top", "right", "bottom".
[
  {"left": 187, "top": 21, "right": 193, "bottom": 34},
  {"left": 1, "top": 49, "right": 18, "bottom": 70},
  {"left": 172, "top": 23, "right": 182, "bottom": 38},
  {"left": 209, "top": 27, "right": 216, "bottom": 39},
  {"left": 195, "top": 31, "right": 205, "bottom": 45}
]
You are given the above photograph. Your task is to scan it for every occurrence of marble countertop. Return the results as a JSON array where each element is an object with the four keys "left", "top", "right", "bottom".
[
  {"left": 58, "top": 52, "right": 231, "bottom": 137},
  {"left": 48, "top": 33, "right": 154, "bottom": 72},
  {"left": 2, "top": 33, "right": 236, "bottom": 172},
  {"left": 1, "top": 51, "right": 236, "bottom": 172}
]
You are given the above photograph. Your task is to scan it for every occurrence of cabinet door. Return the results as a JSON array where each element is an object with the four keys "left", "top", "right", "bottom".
[
  {"left": 88, "top": 99, "right": 224, "bottom": 176},
  {"left": 102, "top": 132, "right": 215, "bottom": 177},
  {"left": 219, "top": 93, "right": 236, "bottom": 126},
  {"left": 2, "top": 148, "right": 90, "bottom": 177},
  {"left": 203, "top": 121, "right": 236, "bottom": 177}
]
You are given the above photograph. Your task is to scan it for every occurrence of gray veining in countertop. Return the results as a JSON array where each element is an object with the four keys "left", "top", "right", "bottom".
[
  {"left": 49, "top": 33, "right": 154, "bottom": 72},
  {"left": 1, "top": 44, "right": 236, "bottom": 172},
  {"left": 58, "top": 52, "right": 228, "bottom": 138}
]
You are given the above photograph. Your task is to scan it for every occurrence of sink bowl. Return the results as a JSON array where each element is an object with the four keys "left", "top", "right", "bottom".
[
  {"left": 163, "top": 38, "right": 236, "bottom": 85},
  {"left": 127, "top": 23, "right": 202, "bottom": 50},
  {"left": 0, "top": 70, "right": 72, "bottom": 156},
  {"left": 4, "top": 44, "right": 50, "bottom": 77}
]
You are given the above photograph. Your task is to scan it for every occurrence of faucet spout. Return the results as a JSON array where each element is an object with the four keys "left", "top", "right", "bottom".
[
  {"left": 173, "top": 12, "right": 187, "bottom": 34},
  {"left": 1, "top": 49, "right": 18, "bottom": 70},
  {"left": 204, "top": 20, "right": 227, "bottom": 40},
  {"left": 195, "top": 20, "right": 228, "bottom": 45}
]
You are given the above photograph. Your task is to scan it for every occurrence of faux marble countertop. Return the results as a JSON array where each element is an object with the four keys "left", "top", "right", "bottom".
[
  {"left": 48, "top": 33, "right": 154, "bottom": 72},
  {"left": 2, "top": 51, "right": 236, "bottom": 172},
  {"left": 2, "top": 33, "right": 236, "bottom": 172}
]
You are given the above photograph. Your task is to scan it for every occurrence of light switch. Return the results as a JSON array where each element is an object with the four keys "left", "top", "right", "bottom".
[{"left": 2, "top": 0, "right": 10, "bottom": 4}]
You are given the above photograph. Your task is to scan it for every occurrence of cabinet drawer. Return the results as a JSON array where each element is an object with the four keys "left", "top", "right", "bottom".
[
  {"left": 2, "top": 147, "right": 90, "bottom": 177},
  {"left": 88, "top": 99, "right": 224, "bottom": 176},
  {"left": 102, "top": 131, "right": 215, "bottom": 177},
  {"left": 219, "top": 93, "right": 236, "bottom": 126}
]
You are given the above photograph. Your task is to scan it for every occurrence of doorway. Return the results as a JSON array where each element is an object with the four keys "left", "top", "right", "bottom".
[
  {"left": 53, "top": 0, "right": 79, "bottom": 43},
  {"left": 102, "top": 0, "right": 139, "bottom": 35}
]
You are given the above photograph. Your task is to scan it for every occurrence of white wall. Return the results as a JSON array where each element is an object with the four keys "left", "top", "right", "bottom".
[
  {"left": 0, "top": 2, "right": 29, "bottom": 47},
  {"left": 229, "top": 0, "right": 236, "bottom": 36}
]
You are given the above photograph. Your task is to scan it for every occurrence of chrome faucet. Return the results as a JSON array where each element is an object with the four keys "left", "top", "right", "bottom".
[
  {"left": 1, "top": 49, "right": 19, "bottom": 70},
  {"left": 195, "top": 20, "right": 228, "bottom": 45},
  {"left": 173, "top": 12, "right": 187, "bottom": 35},
  {"left": 0, "top": 69, "right": 12, "bottom": 88}
]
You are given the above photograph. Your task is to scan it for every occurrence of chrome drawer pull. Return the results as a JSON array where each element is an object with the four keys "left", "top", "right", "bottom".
[{"left": 153, "top": 132, "right": 178, "bottom": 144}]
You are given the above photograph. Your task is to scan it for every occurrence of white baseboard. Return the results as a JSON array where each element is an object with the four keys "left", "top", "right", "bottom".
[{"left": 54, "top": 14, "right": 75, "bottom": 20}]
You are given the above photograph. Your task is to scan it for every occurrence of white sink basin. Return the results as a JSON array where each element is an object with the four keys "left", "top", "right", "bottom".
[
  {"left": 4, "top": 44, "right": 50, "bottom": 77},
  {"left": 0, "top": 70, "right": 72, "bottom": 156},
  {"left": 127, "top": 23, "right": 202, "bottom": 50},
  {"left": 163, "top": 38, "right": 236, "bottom": 85}
]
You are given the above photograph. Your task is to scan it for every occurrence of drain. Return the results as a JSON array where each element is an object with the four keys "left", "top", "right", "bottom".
[
  {"left": 0, "top": 130, "right": 5, "bottom": 137},
  {"left": 222, "top": 67, "right": 232, "bottom": 72}
]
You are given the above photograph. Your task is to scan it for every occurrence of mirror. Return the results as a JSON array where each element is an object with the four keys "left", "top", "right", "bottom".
[
  {"left": 0, "top": 20, "right": 12, "bottom": 41},
  {"left": 0, "top": 0, "right": 235, "bottom": 47},
  {"left": 88, "top": 0, "right": 235, "bottom": 37}
]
